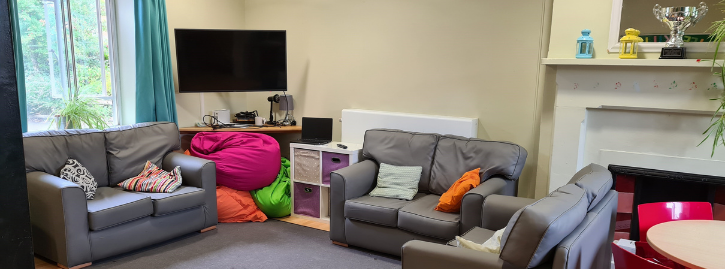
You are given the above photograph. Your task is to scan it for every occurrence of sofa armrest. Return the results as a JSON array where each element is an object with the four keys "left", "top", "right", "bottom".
[
  {"left": 480, "top": 195, "right": 536, "bottom": 231},
  {"left": 329, "top": 160, "right": 378, "bottom": 244},
  {"left": 26, "top": 172, "right": 92, "bottom": 268},
  {"left": 402, "top": 240, "right": 504, "bottom": 269},
  {"left": 162, "top": 152, "right": 217, "bottom": 228},
  {"left": 460, "top": 177, "right": 515, "bottom": 233}
]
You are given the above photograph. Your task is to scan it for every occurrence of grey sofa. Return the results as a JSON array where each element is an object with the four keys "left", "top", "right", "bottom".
[
  {"left": 402, "top": 164, "right": 618, "bottom": 269},
  {"left": 330, "top": 129, "right": 528, "bottom": 255},
  {"left": 23, "top": 122, "right": 217, "bottom": 269}
]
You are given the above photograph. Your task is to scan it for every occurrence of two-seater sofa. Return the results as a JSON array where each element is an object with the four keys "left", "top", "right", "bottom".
[
  {"left": 23, "top": 122, "right": 217, "bottom": 269},
  {"left": 330, "top": 129, "right": 528, "bottom": 255}
]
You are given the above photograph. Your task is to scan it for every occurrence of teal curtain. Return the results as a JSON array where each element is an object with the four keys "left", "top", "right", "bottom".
[
  {"left": 9, "top": 0, "right": 27, "bottom": 132},
  {"left": 135, "top": 0, "right": 177, "bottom": 124}
]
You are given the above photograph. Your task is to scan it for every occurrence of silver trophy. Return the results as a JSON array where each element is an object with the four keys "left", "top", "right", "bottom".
[{"left": 653, "top": 2, "right": 708, "bottom": 59}]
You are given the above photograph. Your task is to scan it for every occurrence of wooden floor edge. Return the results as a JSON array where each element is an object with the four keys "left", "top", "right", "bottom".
[
  {"left": 200, "top": 226, "right": 217, "bottom": 233},
  {"left": 57, "top": 262, "right": 91, "bottom": 269},
  {"left": 332, "top": 241, "right": 349, "bottom": 247}
]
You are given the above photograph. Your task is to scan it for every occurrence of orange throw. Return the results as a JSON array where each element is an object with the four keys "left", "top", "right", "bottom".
[
  {"left": 435, "top": 168, "right": 481, "bottom": 213},
  {"left": 216, "top": 186, "right": 268, "bottom": 223}
]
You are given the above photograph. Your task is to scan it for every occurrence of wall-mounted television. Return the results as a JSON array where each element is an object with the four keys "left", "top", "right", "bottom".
[{"left": 174, "top": 29, "right": 287, "bottom": 92}]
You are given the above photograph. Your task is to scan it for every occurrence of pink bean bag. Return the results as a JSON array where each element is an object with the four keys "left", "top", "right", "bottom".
[{"left": 190, "top": 132, "right": 281, "bottom": 191}]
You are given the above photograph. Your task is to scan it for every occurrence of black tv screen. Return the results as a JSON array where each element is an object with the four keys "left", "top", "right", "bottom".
[{"left": 174, "top": 29, "right": 287, "bottom": 92}]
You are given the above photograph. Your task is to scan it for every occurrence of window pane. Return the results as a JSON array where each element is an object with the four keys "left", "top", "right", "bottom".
[
  {"left": 18, "top": 0, "right": 67, "bottom": 132},
  {"left": 69, "top": 0, "right": 113, "bottom": 125}
]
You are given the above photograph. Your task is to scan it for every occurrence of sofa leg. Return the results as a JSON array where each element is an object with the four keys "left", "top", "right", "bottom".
[
  {"left": 57, "top": 262, "right": 92, "bottom": 269},
  {"left": 332, "top": 241, "right": 349, "bottom": 247},
  {"left": 200, "top": 226, "right": 217, "bottom": 233}
]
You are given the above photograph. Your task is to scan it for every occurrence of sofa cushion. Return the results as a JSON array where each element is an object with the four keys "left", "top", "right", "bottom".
[
  {"left": 362, "top": 129, "right": 439, "bottom": 193},
  {"left": 104, "top": 122, "right": 181, "bottom": 186},
  {"left": 369, "top": 163, "right": 423, "bottom": 200},
  {"left": 117, "top": 161, "right": 182, "bottom": 193},
  {"left": 499, "top": 184, "right": 589, "bottom": 268},
  {"left": 87, "top": 187, "right": 153, "bottom": 231},
  {"left": 447, "top": 227, "right": 497, "bottom": 246},
  {"left": 59, "top": 159, "right": 98, "bottom": 199},
  {"left": 398, "top": 194, "right": 460, "bottom": 240},
  {"left": 429, "top": 135, "right": 527, "bottom": 195},
  {"left": 129, "top": 186, "right": 205, "bottom": 216},
  {"left": 567, "top": 163, "right": 613, "bottom": 210},
  {"left": 23, "top": 129, "right": 109, "bottom": 186},
  {"left": 345, "top": 194, "right": 425, "bottom": 227}
]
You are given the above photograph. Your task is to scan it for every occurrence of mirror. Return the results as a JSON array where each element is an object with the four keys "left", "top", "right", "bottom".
[
  {"left": 620, "top": 0, "right": 714, "bottom": 42},
  {"left": 609, "top": 0, "right": 716, "bottom": 52}
]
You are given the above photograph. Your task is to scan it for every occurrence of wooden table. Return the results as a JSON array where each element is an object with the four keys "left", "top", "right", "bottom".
[
  {"left": 179, "top": 125, "right": 302, "bottom": 135},
  {"left": 646, "top": 220, "right": 725, "bottom": 269}
]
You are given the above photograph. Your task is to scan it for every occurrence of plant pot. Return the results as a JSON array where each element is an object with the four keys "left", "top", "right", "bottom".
[{"left": 56, "top": 116, "right": 81, "bottom": 130}]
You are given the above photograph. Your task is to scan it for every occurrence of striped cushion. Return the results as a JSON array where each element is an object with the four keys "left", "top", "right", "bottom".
[
  {"left": 118, "top": 161, "right": 182, "bottom": 193},
  {"left": 369, "top": 163, "right": 423, "bottom": 200}
]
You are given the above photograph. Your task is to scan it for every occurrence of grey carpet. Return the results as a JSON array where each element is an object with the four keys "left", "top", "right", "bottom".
[{"left": 90, "top": 220, "right": 401, "bottom": 269}]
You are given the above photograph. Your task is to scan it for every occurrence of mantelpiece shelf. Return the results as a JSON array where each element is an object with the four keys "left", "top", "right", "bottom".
[{"left": 542, "top": 58, "right": 725, "bottom": 68}]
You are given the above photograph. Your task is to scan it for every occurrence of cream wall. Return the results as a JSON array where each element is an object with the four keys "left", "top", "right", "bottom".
[
  {"left": 242, "top": 0, "right": 552, "bottom": 198},
  {"left": 166, "top": 0, "right": 248, "bottom": 128}
]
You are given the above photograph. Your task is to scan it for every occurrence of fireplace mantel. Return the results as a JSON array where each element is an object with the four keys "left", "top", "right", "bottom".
[
  {"left": 542, "top": 58, "right": 724, "bottom": 68},
  {"left": 547, "top": 60, "right": 725, "bottom": 192}
]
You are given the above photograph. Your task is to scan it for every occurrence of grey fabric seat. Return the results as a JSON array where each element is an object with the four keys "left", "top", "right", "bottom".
[
  {"left": 87, "top": 187, "right": 153, "bottom": 231},
  {"left": 398, "top": 194, "right": 460, "bottom": 240},
  {"left": 127, "top": 186, "right": 206, "bottom": 216},
  {"left": 331, "top": 129, "right": 528, "bottom": 256},
  {"left": 24, "top": 122, "right": 218, "bottom": 268},
  {"left": 345, "top": 194, "right": 425, "bottom": 227}
]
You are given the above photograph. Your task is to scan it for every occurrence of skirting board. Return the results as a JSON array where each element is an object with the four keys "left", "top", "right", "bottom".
[{"left": 341, "top": 109, "right": 478, "bottom": 144}]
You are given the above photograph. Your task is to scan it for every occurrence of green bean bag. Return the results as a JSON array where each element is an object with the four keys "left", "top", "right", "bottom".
[{"left": 251, "top": 157, "right": 291, "bottom": 217}]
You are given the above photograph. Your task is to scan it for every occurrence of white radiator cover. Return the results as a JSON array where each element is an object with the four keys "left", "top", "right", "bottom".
[{"left": 340, "top": 109, "right": 478, "bottom": 144}]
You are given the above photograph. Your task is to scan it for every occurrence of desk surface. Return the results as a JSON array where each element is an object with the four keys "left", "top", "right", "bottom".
[
  {"left": 647, "top": 220, "right": 725, "bottom": 269},
  {"left": 179, "top": 125, "right": 302, "bottom": 134}
]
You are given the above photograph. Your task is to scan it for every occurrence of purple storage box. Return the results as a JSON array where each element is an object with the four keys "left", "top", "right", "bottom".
[
  {"left": 294, "top": 182, "right": 320, "bottom": 218},
  {"left": 322, "top": 152, "right": 349, "bottom": 185}
]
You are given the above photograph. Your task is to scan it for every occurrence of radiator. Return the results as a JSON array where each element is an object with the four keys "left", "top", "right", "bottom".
[{"left": 340, "top": 109, "right": 478, "bottom": 144}]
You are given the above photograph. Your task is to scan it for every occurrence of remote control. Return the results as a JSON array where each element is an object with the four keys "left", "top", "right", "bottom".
[{"left": 337, "top": 144, "right": 348, "bottom": 149}]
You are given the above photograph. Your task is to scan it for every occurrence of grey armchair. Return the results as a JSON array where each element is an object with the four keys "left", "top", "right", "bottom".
[
  {"left": 330, "top": 129, "right": 528, "bottom": 255},
  {"left": 402, "top": 164, "right": 618, "bottom": 269},
  {"left": 24, "top": 122, "right": 217, "bottom": 269}
]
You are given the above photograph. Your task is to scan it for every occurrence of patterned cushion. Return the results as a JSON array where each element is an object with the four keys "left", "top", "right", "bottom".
[
  {"left": 369, "top": 163, "right": 423, "bottom": 200},
  {"left": 118, "top": 161, "right": 182, "bottom": 193},
  {"left": 59, "top": 159, "right": 98, "bottom": 199}
]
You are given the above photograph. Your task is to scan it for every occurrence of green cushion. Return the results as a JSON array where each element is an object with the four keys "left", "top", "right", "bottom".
[
  {"left": 251, "top": 157, "right": 291, "bottom": 217},
  {"left": 369, "top": 163, "right": 423, "bottom": 200}
]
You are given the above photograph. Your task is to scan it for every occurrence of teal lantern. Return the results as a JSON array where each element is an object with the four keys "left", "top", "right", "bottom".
[{"left": 576, "top": 29, "right": 593, "bottom": 59}]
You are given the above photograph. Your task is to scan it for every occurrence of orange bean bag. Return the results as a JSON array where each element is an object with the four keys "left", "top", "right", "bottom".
[
  {"left": 216, "top": 186, "right": 268, "bottom": 223},
  {"left": 435, "top": 168, "right": 481, "bottom": 213}
]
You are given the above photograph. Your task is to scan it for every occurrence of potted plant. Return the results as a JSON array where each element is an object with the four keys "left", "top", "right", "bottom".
[{"left": 49, "top": 84, "right": 109, "bottom": 130}]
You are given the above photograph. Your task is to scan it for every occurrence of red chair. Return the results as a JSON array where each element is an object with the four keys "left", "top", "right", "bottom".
[
  {"left": 636, "top": 202, "right": 713, "bottom": 269},
  {"left": 634, "top": 241, "right": 684, "bottom": 269},
  {"left": 638, "top": 202, "right": 713, "bottom": 241},
  {"left": 612, "top": 242, "right": 671, "bottom": 269}
]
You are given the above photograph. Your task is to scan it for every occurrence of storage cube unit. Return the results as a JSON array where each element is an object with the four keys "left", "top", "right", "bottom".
[{"left": 290, "top": 142, "right": 362, "bottom": 221}]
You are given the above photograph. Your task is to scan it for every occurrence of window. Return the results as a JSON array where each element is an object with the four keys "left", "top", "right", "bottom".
[{"left": 17, "top": 0, "right": 118, "bottom": 131}]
